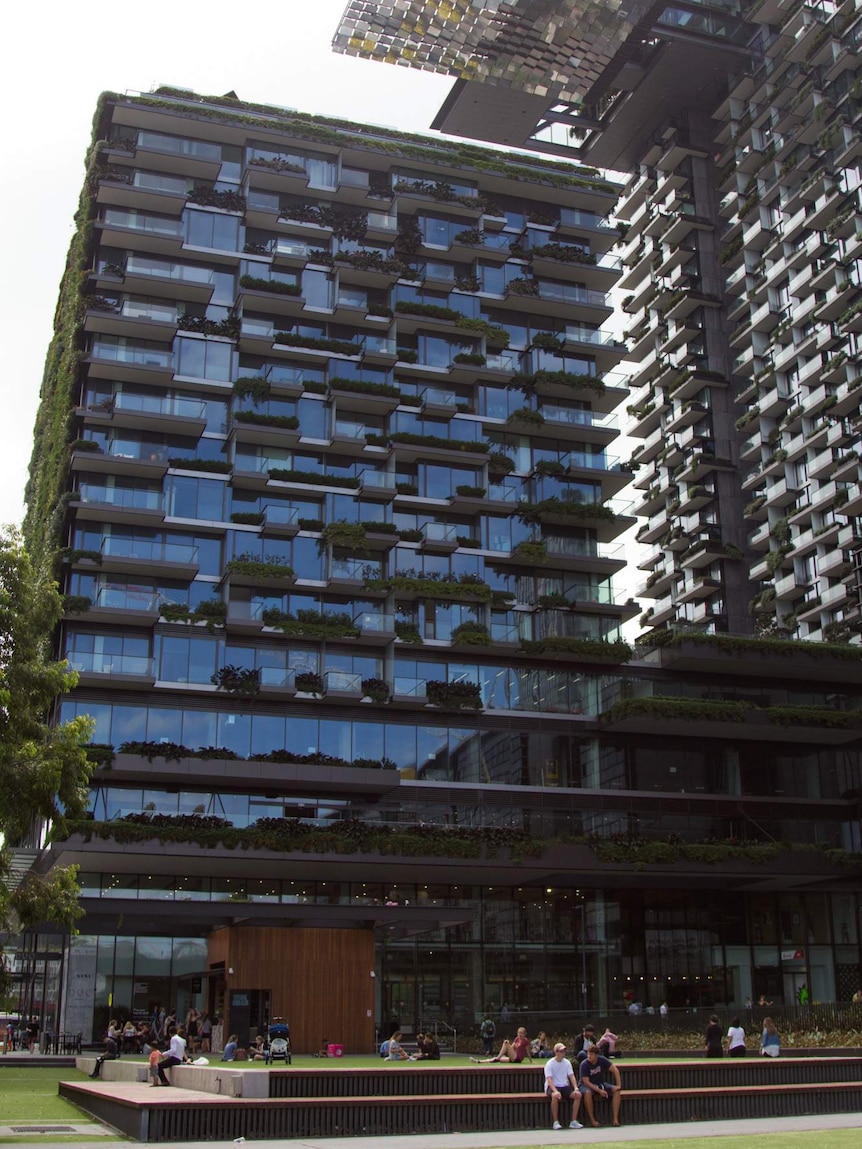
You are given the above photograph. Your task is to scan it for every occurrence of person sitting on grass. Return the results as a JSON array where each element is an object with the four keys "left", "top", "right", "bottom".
[
  {"left": 415, "top": 1032, "right": 441, "bottom": 1060},
  {"left": 471, "top": 1025, "right": 531, "bottom": 1063},
  {"left": 221, "top": 1034, "right": 238, "bottom": 1062},
  {"left": 544, "top": 1042, "right": 583, "bottom": 1131},
  {"left": 387, "top": 1031, "right": 410, "bottom": 1060},
  {"left": 578, "top": 1045, "right": 622, "bottom": 1128},
  {"left": 760, "top": 1017, "right": 780, "bottom": 1057}
]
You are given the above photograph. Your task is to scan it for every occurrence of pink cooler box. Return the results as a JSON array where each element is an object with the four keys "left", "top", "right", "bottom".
[{"left": 327, "top": 1043, "right": 344, "bottom": 1058}]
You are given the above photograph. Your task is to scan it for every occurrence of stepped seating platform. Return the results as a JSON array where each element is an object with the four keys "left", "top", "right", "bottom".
[{"left": 62, "top": 1057, "right": 862, "bottom": 1142}]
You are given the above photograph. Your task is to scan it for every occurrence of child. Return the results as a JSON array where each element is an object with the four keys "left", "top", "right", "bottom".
[{"left": 148, "top": 1044, "right": 161, "bottom": 1086}]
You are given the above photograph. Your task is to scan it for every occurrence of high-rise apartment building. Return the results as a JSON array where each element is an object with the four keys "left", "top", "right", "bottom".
[
  {"left": 337, "top": 0, "right": 862, "bottom": 639},
  {"left": 19, "top": 0, "right": 862, "bottom": 1045}
]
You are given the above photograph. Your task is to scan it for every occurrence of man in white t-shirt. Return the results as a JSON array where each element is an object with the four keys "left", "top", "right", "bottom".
[{"left": 544, "top": 1042, "right": 583, "bottom": 1130}]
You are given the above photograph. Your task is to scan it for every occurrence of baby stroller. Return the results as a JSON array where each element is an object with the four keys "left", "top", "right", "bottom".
[{"left": 265, "top": 1018, "right": 291, "bottom": 1064}]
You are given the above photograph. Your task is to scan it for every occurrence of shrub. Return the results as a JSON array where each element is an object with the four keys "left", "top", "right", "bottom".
[
  {"left": 361, "top": 677, "right": 390, "bottom": 702},
  {"left": 211, "top": 664, "right": 261, "bottom": 695},
  {"left": 425, "top": 679, "right": 483, "bottom": 709},
  {"left": 295, "top": 671, "right": 324, "bottom": 694},
  {"left": 239, "top": 274, "right": 302, "bottom": 296}
]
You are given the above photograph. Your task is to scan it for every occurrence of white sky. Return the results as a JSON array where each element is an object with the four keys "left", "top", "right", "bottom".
[{"left": 0, "top": 1, "right": 452, "bottom": 528}]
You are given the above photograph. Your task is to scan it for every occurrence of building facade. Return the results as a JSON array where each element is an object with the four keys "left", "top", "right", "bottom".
[
  {"left": 336, "top": 0, "right": 862, "bottom": 641},
  {"left": 22, "top": 7, "right": 862, "bottom": 1044}
]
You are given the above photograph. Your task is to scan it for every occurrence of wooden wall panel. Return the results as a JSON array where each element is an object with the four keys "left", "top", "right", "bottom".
[{"left": 207, "top": 927, "right": 375, "bottom": 1053}]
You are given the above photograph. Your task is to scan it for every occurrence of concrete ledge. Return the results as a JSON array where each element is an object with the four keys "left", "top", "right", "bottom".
[
  {"left": 74, "top": 1058, "right": 268, "bottom": 1097},
  {"left": 76, "top": 1057, "right": 147, "bottom": 1083}
]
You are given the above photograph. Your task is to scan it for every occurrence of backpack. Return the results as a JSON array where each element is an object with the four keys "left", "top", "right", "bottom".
[{"left": 480, "top": 1019, "right": 496, "bottom": 1038}]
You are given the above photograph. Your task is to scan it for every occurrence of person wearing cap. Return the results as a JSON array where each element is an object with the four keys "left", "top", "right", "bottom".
[
  {"left": 544, "top": 1042, "right": 583, "bottom": 1131},
  {"left": 578, "top": 1045, "right": 622, "bottom": 1127}
]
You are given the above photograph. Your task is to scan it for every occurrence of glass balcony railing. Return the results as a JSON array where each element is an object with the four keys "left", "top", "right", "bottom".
[
  {"left": 261, "top": 507, "right": 299, "bottom": 531},
  {"left": 238, "top": 454, "right": 290, "bottom": 475},
  {"left": 94, "top": 587, "right": 161, "bottom": 612},
  {"left": 263, "top": 364, "right": 308, "bottom": 387},
  {"left": 258, "top": 666, "right": 295, "bottom": 689},
  {"left": 490, "top": 623, "right": 520, "bottom": 643},
  {"left": 77, "top": 484, "right": 164, "bottom": 512},
  {"left": 537, "top": 283, "right": 610, "bottom": 309},
  {"left": 355, "top": 612, "right": 395, "bottom": 634},
  {"left": 334, "top": 420, "right": 367, "bottom": 440},
  {"left": 563, "top": 327, "right": 622, "bottom": 348},
  {"left": 120, "top": 300, "right": 178, "bottom": 324},
  {"left": 124, "top": 255, "right": 216, "bottom": 286},
  {"left": 100, "top": 538, "right": 199, "bottom": 565},
  {"left": 558, "top": 207, "right": 615, "bottom": 233},
  {"left": 543, "top": 538, "right": 626, "bottom": 563},
  {"left": 102, "top": 208, "right": 183, "bottom": 238},
  {"left": 112, "top": 393, "right": 206, "bottom": 420},
  {"left": 275, "top": 238, "right": 312, "bottom": 261},
  {"left": 421, "top": 386, "right": 458, "bottom": 408},
  {"left": 107, "top": 441, "right": 169, "bottom": 464},
  {"left": 485, "top": 351, "right": 518, "bottom": 372},
  {"left": 393, "top": 676, "right": 427, "bottom": 699},
  {"left": 367, "top": 210, "right": 397, "bottom": 233},
  {"left": 325, "top": 669, "right": 362, "bottom": 693},
  {"left": 330, "top": 557, "right": 382, "bottom": 581},
  {"left": 359, "top": 469, "right": 397, "bottom": 489},
  {"left": 68, "top": 652, "right": 154, "bottom": 677},
  {"left": 541, "top": 405, "right": 618, "bottom": 430},
  {"left": 560, "top": 449, "right": 610, "bottom": 471},
  {"left": 487, "top": 484, "right": 520, "bottom": 503},
  {"left": 92, "top": 340, "right": 174, "bottom": 369},
  {"left": 364, "top": 334, "right": 398, "bottom": 357},
  {"left": 423, "top": 523, "right": 459, "bottom": 544},
  {"left": 137, "top": 131, "right": 222, "bottom": 162}
]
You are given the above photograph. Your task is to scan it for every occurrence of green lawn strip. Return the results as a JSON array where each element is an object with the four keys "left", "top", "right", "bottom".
[
  {"left": 538, "top": 1135, "right": 861, "bottom": 1149},
  {"left": 0, "top": 1137, "right": 124, "bottom": 1145},
  {"left": 0, "top": 1067, "right": 92, "bottom": 1122}
]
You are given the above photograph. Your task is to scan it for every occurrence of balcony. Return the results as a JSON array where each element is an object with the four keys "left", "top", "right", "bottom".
[
  {"left": 68, "top": 651, "right": 156, "bottom": 688},
  {"left": 354, "top": 612, "right": 396, "bottom": 645},
  {"left": 421, "top": 523, "right": 460, "bottom": 553},
  {"left": 70, "top": 441, "right": 171, "bottom": 480},
  {"left": 359, "top": 469, "right": 398, "bottom": 500},
  {"left": 99, "top": 537, "right": 199, "bottom": 579},
  {"left": 261, "top": 504, "right": 300, "bottom": 537},
  {"left": 82, "top": 392, "right": 207, "bottom": 436},
  {"left": 87, "top": 338, "right": 175, "bottom": 386},
  {"left": 328, "top": 556, "right": 382, "bottom": 590},
  {"left": 73, "top": 484, "right": 165, "bottom": 528}
]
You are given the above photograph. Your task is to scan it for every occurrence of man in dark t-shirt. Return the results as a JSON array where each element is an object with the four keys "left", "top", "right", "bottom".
[{"left": 578, "top": 1046, "right": 622, "bottom": 1127}]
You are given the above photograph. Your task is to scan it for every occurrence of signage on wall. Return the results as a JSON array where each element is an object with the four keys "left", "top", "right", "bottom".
[{"left": 780, "top": 949, "right": 805, "bottom": 961}]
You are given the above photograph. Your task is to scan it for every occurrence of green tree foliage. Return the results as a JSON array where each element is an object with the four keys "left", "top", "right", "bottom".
[{"left": 0, "top": 528, "right": 93, "bottom": 993}]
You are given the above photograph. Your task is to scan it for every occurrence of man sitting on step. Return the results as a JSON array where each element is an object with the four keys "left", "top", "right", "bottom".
[
  {"left": 578, "top": 1046, "right": 622, "bottom": 1128},
  {"left": 544, "top": 1042, "right": 584, "bottom": 1131}
]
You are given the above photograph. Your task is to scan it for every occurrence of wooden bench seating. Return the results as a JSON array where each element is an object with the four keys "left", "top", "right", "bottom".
[{"left": 60, "top": 1075, "right": 862, "bottom": 1142}]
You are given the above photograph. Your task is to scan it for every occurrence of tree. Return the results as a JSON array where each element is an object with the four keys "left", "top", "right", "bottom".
[{"left": 0, "top": 528, "right": 93, "bottom": 996}]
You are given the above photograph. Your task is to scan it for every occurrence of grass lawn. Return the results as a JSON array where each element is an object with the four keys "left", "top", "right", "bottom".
[
  {"left": 509, "top": 1135, "right": 862, "bottom": 1149},
  {"left": 0, "top": 1066, "right": 93, "bottom": 1122}
]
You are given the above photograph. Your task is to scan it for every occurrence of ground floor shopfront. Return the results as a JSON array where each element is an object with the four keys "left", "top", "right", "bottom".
[{"left": 24, "top": 883, "right": 862, "bottom": 1049}]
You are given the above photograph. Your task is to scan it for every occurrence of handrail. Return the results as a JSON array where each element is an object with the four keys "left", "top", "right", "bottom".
[{"left": 420, "top": 1017, "right": 458, "bottom": 1052}]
